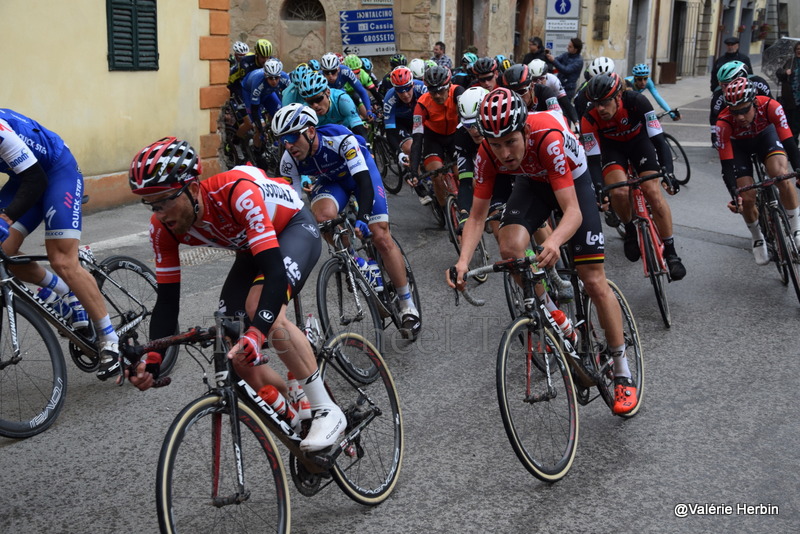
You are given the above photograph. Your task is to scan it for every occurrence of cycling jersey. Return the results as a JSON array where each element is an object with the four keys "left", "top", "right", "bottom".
[
  {"left": 709, "top": 75, "right": 772, "bottom": 126},
  {"left": 327, "top": 65, "right": 372, "bottom": 114},
  {"left": 227, "top": 54, "right": 259, "bottom": 100},
  {"left": 537, "top": 74, "right": 578, "bottom": 124},
  {"left": 281, "top": 83, "right": 304, "bottom": 106},
  {"left": 529, "top": 84, "right": 562, "bottom": 113},
  {"left": 409, "top": 85, "right": 466, "bottom": 172},
  {"left": 242, "top": 69, "right": 286, "bottom": 123},
  {"left": 624, "top": 76, "right": 673, "bottom": 114},
  {"left": 383, "top": 81, "right": 427, "bottom": 151},
  {"left": 316, "top": 88, "right": 364, "bottom": 130}
]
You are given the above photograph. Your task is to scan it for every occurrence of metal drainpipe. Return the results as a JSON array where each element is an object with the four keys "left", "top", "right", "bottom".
[
  {"left": 440, "top": 0, "right": 446, "bottom": 44},
  {"left": 651, "top": 0, "right": 661, "bottom": 80}
]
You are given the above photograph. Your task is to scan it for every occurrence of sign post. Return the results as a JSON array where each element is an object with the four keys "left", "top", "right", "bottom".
[
  {"left": 544, "top": 0, "right": 580, "bottom": 57},
  {"left": 339, "top": 8, "right": 397, "bottom": 56}
]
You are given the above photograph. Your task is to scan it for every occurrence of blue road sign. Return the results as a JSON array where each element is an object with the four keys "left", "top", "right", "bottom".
[{"left": 339, "top": 8, "right": 396, "bottom": 56}]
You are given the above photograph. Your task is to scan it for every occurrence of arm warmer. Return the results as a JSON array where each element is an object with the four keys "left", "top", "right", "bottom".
[
  {"left": 250, "top": 247, "right": 290, "bottom": 336},
  {"left": 651, "top": 133, "right": 674, "bottom": 174},
  {"left": 352, "top": 169, "right": 375, "bottom": 223},
  {"left": 149, "top": 282, "right": 181, "bottom": 347}
]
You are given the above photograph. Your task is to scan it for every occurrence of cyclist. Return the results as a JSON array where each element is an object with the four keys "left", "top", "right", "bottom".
[
  {"left": 0, "top": 109, "right": 121, "bottom": 379},
  {"left": 452, "top": 53, "right": 478, "bottom": 88},
  {"left": 471, "top": 57, "right": 499, "bottom": 91},
  {"left": 451, "top": 86, "right": 490, "bottom": 229},
  {"left": 448, "top": 88, "right": 639, "bottom": 415},
  {"left": 574, "top": 56, "right": 615, "bottom": 118},
  {"left": 253, "top": 38, "right": 274, "bottom": 68},
  {"left": 709, "top": 61, "right": 772, "bottom": 147},
  {"left": 342, "top": 54, "right": 383, "bottom": 110},
  {"left": 624, "top": 64, "right": 681, "bottom": 120},
  {"left": 528, "top": 59, "right": 579, "bottom": 125},
  {"left": 298, "top": 71, "right": 369, "bottom": 139},
  {"left": 272, "top": 104, "right": 422, "bottom": 339},
  {"left": 408, "top": 66, "right": 466, "bottom": 206},
  {"left": 581, "top": 73, "right": 686, "bottom": 280},
  {"left": 224, "top": 41, "right": 259, "bottom": 165},
  {"left": 715, "top": 78, "right": 800, "bottom": 263},
  {"left": 500, "top": 63, "right": 562, "bottom": 113},
  {"left": 242, "top": 58, "right": 288, "bottom": 166},
  {"left": 281, "top": 64, "right": 312, "bottom": 106},
  {"left": 126, "top": 137, "right": 346, "bottom": 452},
  {"left": 379, "top": 53, "right": 407, "bottom": 96},
  {"left": 383, "top": 66, "right": 427, "bottom": 165},
  {"left": 320, "top": 53, "right": 374, "bottom": 122}
]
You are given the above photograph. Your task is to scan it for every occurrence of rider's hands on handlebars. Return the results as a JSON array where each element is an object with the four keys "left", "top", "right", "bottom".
[
  {"left": 355, "top": 219, "right": 371, "bottom": 238},
  {"left": 127, "top": 351, "right": 162, "bottom": 391},
  {"left": 0, "top": 218, "right": 9, "bottom": 243},
  {"left": 227, "top": 327, "right": 267, "bottom": 366}
]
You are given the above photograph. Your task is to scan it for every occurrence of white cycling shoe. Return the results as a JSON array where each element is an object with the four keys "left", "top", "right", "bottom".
[
  {"left": 752, "top": 239, "right": 770, "bottom": 266},
  {"left": 300, "top": 405, "right": 346, "bottom": 452}
]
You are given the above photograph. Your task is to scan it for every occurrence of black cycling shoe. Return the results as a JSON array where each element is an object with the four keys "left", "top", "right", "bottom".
[
  {"left": 623, "top": 231, "right": 640, "bottom": 262},
  {"left": 399, "top": 311, "right": 421, "bottom": 341},
  {"left": 666, "top": 254, "right": 686, "bottom": 281}
]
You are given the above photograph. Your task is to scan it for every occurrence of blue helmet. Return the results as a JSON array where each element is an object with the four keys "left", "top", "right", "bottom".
[
  {"left": 298, "top": 71, "right": 329, "bottom": 99},
  {"left": 631, "top": 63, "right": 650, "bottom": 77},
  {"left": 290, "top": 64, "right": 311, "bottom": 85},
  {"left": 308, "top": 59, "right": 321, "bottom": 72},
  {"left": 361, "top": 57, "right": 373, "bottom": 72}
]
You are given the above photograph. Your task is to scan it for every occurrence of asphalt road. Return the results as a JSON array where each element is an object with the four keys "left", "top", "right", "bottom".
[{"left": 2, "top": 102, "right": 799, "bottom": 533}]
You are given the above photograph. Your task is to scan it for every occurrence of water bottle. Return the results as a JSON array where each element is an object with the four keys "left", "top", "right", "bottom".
[
  {"left": 366, "top": 259, "right": 384, "bottom": 292},
  {"left": 258, "top": 384, "right": 299, "bottom": 429},
  {"left": 550, "top": 309, "right": 577, "bottom": 345},
  {"left": 286, "top": 372, "right": 312, "bottom": 421}
]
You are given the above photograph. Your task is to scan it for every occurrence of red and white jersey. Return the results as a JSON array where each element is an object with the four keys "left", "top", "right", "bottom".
[
  {"left": 150, "top": 166, "right": 304, "bottom": 284},
  {"left": 474, "top": 111, "right": 586, "bottom": 199},
  {"left": 715, "top": 95, "right": 794, "bottom": 161}
]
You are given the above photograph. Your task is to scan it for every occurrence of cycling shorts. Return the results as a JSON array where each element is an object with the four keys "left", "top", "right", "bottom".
[
  {"left": 731, "top": 124, "right": 786, "bottom": 179},
  {"left": 501, "top": 171, "right": 605, "bottom": 265},
  {"left": 308, "top": 155, "right": 389, "bottom": 224},
  {"left": 599, "top": 133, "right": 661, "bottom": 178},
  {"left": 490, "top": 174, "right": 514, "bottom": 214},
  {"left": 0, "top": 147, "right": 83, "bottom": 240},
  {"left": 422, "top": 130, "right": 457, "bottom": 168}
]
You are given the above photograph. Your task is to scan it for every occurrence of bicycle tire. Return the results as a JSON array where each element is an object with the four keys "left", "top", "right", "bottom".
[
  {"left": 316, "top": 257, "right": 384, "bottom": 359},
  {"left": 96, "top": 256, "right": 181, "bottom": 376},
  {"left": 444, "top": 196, "right": 489, "bottom": 283},
  {"left": 496, "top": 318, "right": 578, "bottom": 481},
  {"left": 641, "top": 226, "right": 671, "bottom": 328},
  {"left": 762, "top": 206, "right": 789, "bottom": 285},
  {"left": 378, "top": 236, "right": 422, "bottom": 332},
  {"left": 664, "top": 133, "right": 691, "bottom": 185},
  {"left": 0, "top": 299, "right": 67, "bottom": 439},
  {"left": 773, "top": 208, "right": 800, "bottom": 304},
  {"left": 503, "top": 272, "right": 525, "bottom": 321},
  {"left": 585, "top": 280, "right": 644, "bottom": 418},
  {"left": 156, "top": 394, "right": 290, "bottom": 534},
  {"left": 320, "top": 332, "right": 404, "bottom": 505},
  {"left": 374, "top": 136, "right": 403, "bottom": 194}
]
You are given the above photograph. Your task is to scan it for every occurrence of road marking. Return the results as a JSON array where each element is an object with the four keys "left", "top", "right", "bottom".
[{"left": 88, "top": 231, "right": 149, "bottom": 252}]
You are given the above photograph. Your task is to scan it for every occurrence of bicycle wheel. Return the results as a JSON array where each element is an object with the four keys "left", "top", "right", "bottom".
[
  {"left": 378, "top": 236, "right": 422, "bottom": 331},
  {"left": 585, "top": 280, "right": 644, "bottom": 418},
  {"left": 664, "top": 133, "right": 691, "bottom": 185},
  {"left": 444, "top": 196, "right": 489, "bottom": 283},
  {"left": 0, "top": 299, "right": 67, "bottom": 438},
  {"left": 96, "top": 256, "right": 181, "bottom": 376},
  {"left": 374, "top": 136, "right": 403, "bottom": 194},
  {"left": 316, "top": 257, "right": 383, "bottom": 356},
  {"left": 319, "top": 332, "right": 404, "bottom": 505},
  {"left": 496, "top": 317, "right": 579, "bottom": 481},
  {"left": 640, "top": 226, "right": 671, "bottom": 328},
  {"left": 773, "top": 208, "right": 800, "bottom": 304},
  {"left": 503, "top": 272, "right": 525, "bottom": 321},
  {"left": 156, "top": 394, "right": 290, "bottom": 533}
]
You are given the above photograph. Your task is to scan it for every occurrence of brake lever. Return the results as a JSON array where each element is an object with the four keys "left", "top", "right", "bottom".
[{"left": 449, "top": 266, "right": 460, "bottom": 306}]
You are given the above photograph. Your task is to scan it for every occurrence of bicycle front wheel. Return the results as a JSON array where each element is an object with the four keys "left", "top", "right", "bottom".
[
  {"left": 496, "top": 317, "right": 579, "bottom": 482},
  {"left": 320, "top": 332, "right": 404, "bottom": 505},
  {"left": 374, "top": 135, "right": 403, "bottom": 194},
  {"left": 0, "top": 299, "right": 67, "bottom": 439},
  {"left": 773, "top": 208, "right": 800, "bottom": 304},
  {"left": 664, "top": 133, "right": 691, "bottom": 185},
  {"left": 641, "top": 226, "right": 671, "bottom": 328},
  {"left": 156, "top": 394, "right": 290, "bottom": 534},
  {"left": 96, "top": 256, "right": 181, "bottom": 376}
]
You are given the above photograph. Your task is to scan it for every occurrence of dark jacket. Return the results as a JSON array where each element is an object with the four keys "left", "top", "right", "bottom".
[
  {"left": 710, "top": 51, "right": 752, "bottom": 91},
  {"left": 552, "top": 52, "right": 583, "bottom": 98},
  {"left": 777, "top": 56, "right": 800, "bottom": 111}
]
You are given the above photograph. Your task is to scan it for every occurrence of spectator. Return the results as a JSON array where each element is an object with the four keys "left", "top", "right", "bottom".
[
  {"left": 431, "top": 41, "right": 453, "bottom": 69},
  {"left": 710, "top": 36, "right": 752, "bottom": 91},
  {"left": 522, "top": 36, "right": 547, "bottom": 66},
  {"left": 776, "top": 40, "right": 800, "bottom": 141},
  {"left": 547, "top": 37, "right": 584, "bottom": 101}
]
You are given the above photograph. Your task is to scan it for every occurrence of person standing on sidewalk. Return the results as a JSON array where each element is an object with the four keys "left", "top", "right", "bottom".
[
  {"left": 776, "top": 40, "right": 800, "bottom": 141},
  {"left": 710, "top": 36, "right": 752, "bottom": 92},
  {"left": 546, "top": 37, "right": 584, "bottom": 101},
  {"left": 431, "top": 41, "right": 453, "bottom": 70}
]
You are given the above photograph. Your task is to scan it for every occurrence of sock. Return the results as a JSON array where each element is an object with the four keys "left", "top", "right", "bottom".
[
  {"left": 93, "top": 316, "right": 119, "bottom": 344},
  {"left": 609, "top": 344, "right": 630, "bottom": 378},
  {"left": 300, "top": 369, "right": 337, "bottom": 411},
  {"left": 786, "top": 207, "right": 800, "bottom": 233},
  {"left": 662, "top": 236, "right": 676, "bottom": 256},
  {"left": 746, "top": 219, "right": 764, "bottom": 243},
  {"left": 396, "top": 284, "right": 416, "bottom": 313},
  {"left": 39, "top": 271, "right": 70, "bottom": 295}
]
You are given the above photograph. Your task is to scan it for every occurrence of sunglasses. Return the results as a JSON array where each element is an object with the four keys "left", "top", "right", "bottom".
[
  {"left": 280, "top": 128, "right": 309, "bottom": 145},
  {"left": 532, "top": 76, "right": 546, "bottom": 83},
  {"left": 305, "top": 93, "right": 326, "bottom": 105},
  {"left": 266, "top": 75, "right": 281, "bottom": 81},
  {"left": 729, "top": 103, "right": 753, "bottom": 115},
  {"left": 477, "top": 75, "right": 495, "bottom": 83},
  {"left": 395, "top": 84, "right": 413, "bottom": 94},
  {"left": 596, "top": 97, "right": 616, "bottom": 107},
  {"left": 141, "top": 184, "right": 189, "bottom": 213},
  {"left": 429, "top": 84, "right": 451, "bottom": 94},
  {"left": 511, "top": 86, "right": 530, "bottom": 96},
  {"left": 634, "top": 76, "right": 649, "bottom": 82},
  {"left": 322, "top": 70, "right": 338, "bottom": 75}
]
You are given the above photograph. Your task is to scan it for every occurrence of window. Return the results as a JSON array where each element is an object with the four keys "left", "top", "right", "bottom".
[
  {"left": 107, "top": 0, "right": 158, "bottom": 71},
  {"left": 282, "top": 0, "right": 325, "bottom": 21}
]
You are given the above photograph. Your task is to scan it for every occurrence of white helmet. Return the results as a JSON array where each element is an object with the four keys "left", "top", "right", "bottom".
[
  {"left": 271, "top": 103, "right": 318, "bottom": 137},
  {"left": 528, "top": 59, "right": 548, "bottom": 77},
  {"left": 263, "top": 58, "right": 283, "bottom": 77},
  {"left": 320, "top": 53, "right": 340, "bottom": 71},
  {"left": 409, "top": 58, "right": 426, "bottom": 80},
  {"left": 588, "top": 57, "right": 615, "bottom": 77},
  {"left": 232, "top": 41, "right": 249, "bottom": 56},
  {"left": 458, "top": 86, "right": 490, "bottom": 123}
]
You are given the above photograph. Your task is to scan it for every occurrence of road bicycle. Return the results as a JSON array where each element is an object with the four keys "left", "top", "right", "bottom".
[
  {"left": 451, "top": 253, "right": 642, "bottom": 481},
  {"left": 367, "top": 113, "right": 404, "bottom": 194},
  {"left": 0, "top": 245, "right": 176, "bottom": 438},
  {"left": 316, "top": 210, "right": 421, "bottom": 354},
  {"left": 736, "top": 163, "right": 800, "bottom": 304},
  {"left": 135, "top": 297, "right": 403, "bottom": 533},
  {"left": 657, "top": 109, "right": 691, "bottom": 185},
  {"left": 605, "top": 171, "right": 674, "bottom": 328},
  {"left": 416, "top": 163, "right": 454, "bottom": 228}
]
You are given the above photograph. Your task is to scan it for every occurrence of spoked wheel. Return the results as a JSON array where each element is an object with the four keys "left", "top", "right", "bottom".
[
  {"left": 156, "top": 395, "right": 290, "bottom": 534},
  {"left": 373, "top": 136, "right": 403, "bottom": 194},
  {"left": 503, "top": 272, "right": 525, "bottom": 321},
  {"left": 496, "top": 317, "right": 579, "bottom": 482},
  {"left": 640, "top": 227, "right": 671, "bottom": 328},
  {"left": 585, "top": 281, "right": 644, "bottom": 418},
  {"left": 375, "top": 237, "right": 422, "bottom": 336},
  {"left": 664, "top": 133, "right": 691, "bottom": 185},
  {"left": 774, "top": 209, "right": 800, "bottom": 304},
  {"left": 445, "top": 196, "right": 489, "bottom": 282},
  {"left": 320, "top": 333, "right": 404, "bottom": 505}
]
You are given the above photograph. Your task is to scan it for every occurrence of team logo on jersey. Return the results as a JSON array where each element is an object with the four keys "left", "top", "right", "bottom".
[
  {"left": 582, "top": 133, "right": 597, "bottom": 153},
  {"left": 284, "top": 256, "right": 302, "bottom": 285},
  {"left": 545, "top": 140, "right": 566, "bottom": 175},
  {"left": 302, "top": 222, "right": 319, "bottom": 238},
  {"left": 259, "top": 310, "right": 275, "bottom": 323},
  {"left": 345, "top": 148, "right": 358, "bottom": 160},
  {"left": 234, "top": 189, "right": 267, "bottom": 233},
  {"left": 645, "top": 110, "right": 659, "bottom": 130},
  {"left": 546, "top": 97, "right": 558, "bottom": 109},
  {"left": 281, "top": 161, "right": 293, "bottom": 176}
]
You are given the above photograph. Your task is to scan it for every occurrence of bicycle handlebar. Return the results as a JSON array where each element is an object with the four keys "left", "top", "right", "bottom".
[
  {"left": 450, "top": 254, "right": 545, "bottom": 307},
  {"left": 735, "top": 172, "right": 800, "bottom": 194},
  {"left": 417, "top": 160, "right": 458, "bottom": 181},
  {"left": 603, "top": 171, "right": 667, "bottom": 193}
]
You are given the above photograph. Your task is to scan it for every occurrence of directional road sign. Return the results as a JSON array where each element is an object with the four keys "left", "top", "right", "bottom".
[{"left": 339, "top": 8, "right": 397, "bottom": 56}]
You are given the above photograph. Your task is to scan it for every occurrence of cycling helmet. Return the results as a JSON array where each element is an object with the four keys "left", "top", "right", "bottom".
[
  {"left": 528, "top": 59, "right": 548, "bottom": 77},
  {"left": 461, "top": 52, "right": 478, "bottom": 68},
  {"left": 263, "top": 58, "right": 283, "bottom": 77},
  {"left": 425, "top": 59, "right": 437, "bottom": 70},
  {"left": 343, "top": 54, "right": 363, "bottom": 72},
  {"left": 361, "top": 58, "right": 373, "bottom": 72},
  {"left": 390, "top": 66, "right": 413, "bottom": 88},
  {"left": 473, "top": 57, "right": 498, "bottom": 76},
  {"left": 298, "top": 71, "right": 329, "bottom": 99},
  {"left": 390, "top": 54, "right": 407, "bottom": 68},
  {"left": 458, "top": 86, "right": 490, "bottom": 123},
  {"left": 723, "top": 78, "right": 756, "bottom": 107},
  {"left": 232, "top": 41, "right": 249, "bottom": 57},
  {"left": 500, "top": 64, "right": 533, "bottom": 92},
  {"left": 586, "top": 72, "right": 623, "bottom": 102},
  {"left": 409, "top": 58, "right": 426, "bottom": 80},
  {"left": 255, "top": 39, "right": 273, "bottom": 57},
  {"left": 320, "top": 53, "right": 340, "bottom": 71},
  {"left": 308, "top": 59, "right": 321, "bottom": 72},
  {"left": 499, "top": 58, "right": 514, "bottom": 74},
  {"left": 129, "top": 137, "right": 201, "bottom": 195},
  {"left": 290, "top": 64, "right": 310, "bottom": 85},
  {"left": 587, "top": 56, "right": 615, "bottom": 77},
  {"left": 478, "top": 88, "right": 528, "bottom": 138},
  {"left": 335, "top": 53, "right": 345, "bottom": 64},
  {"left": 494, "top": 54, "right": 507, "bottom": 67},
  {"left": 717, "top": 60, "right": 750, "bottom": 85},
  {"left": 424, "top": 65, "right": 452, "bottom": 90},
  {"left": 271, "top": 103, "right": 319, "bottom": 137},
  {"left": 631, "top": 63, "right": 650, "bottom": 77}
]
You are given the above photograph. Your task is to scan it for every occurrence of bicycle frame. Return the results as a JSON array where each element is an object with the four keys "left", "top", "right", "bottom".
[{"left": 630, "top": 183, "right": 668, "bottom": 279}]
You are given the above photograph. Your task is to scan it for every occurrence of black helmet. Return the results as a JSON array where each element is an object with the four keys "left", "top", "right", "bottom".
[
  {"left": 501, "top": 64, "right": 533, "bottom": 92},
  {"left": 472, "top": 57, "right": 497, "bottom": 76},
  {"left": 586, "top": 73, "right": 622, "bottom": 102},
  {"left": 424, "top": 65, "right": 452, "bottom": 90},
  {"left": 390, "top": 53, "right": 407, "bottom": 68}
]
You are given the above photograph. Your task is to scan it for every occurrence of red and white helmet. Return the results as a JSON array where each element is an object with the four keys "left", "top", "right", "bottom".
[
  {"left": 723, "top": 77, "right": 756, "bottom": 107},
  {"left": 129, "top": 137, "right": 201, "bottom": 195},
  {"left": 478, "top": 88, "right": 528, "bottom": 138}
]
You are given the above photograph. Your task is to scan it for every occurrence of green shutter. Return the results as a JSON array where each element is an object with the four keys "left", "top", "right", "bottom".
[{"left": 107, "top": 0, "right": 159, "bottom": 71}]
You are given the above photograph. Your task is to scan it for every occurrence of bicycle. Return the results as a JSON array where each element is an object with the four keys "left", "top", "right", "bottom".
[
  {"left": 605, "top": 171, "right": 673, "bottom": 328},
  {"left": 657, "top": 110, "right": 691, "bottom": 186},
  {"left": 450, "top": 253, "right": 643, "bottom": 481},
  {"left": 367, "top": 113, "right": 404, "bottom": 195},
  {"left": 136, "top": 297, "right": 403, "bottom": 533},
  {"left": 416, "top": 163, "right": 453, "bottom": 228},
  {"left": 0, "top": 244, "right": 177, "bottom": 438},
  {"left": 735, "top": 163, "right": 800, "bottom": 303},
  {"left": 316, "top": 209, "right": 422, "bottom": 353}
]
